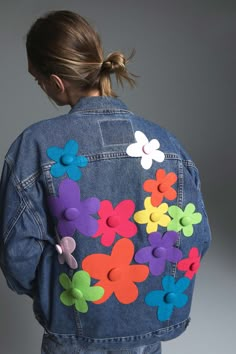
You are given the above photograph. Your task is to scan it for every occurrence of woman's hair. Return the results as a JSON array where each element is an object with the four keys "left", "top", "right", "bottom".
[{"left": 26, "top": 10, "right": 137, "bottom": 97}]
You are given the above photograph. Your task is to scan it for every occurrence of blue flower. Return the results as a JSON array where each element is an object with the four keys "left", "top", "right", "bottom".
[
  {"left": 47, "top": 140, "right": 88, "bottom": 181},
  {"left": 145, "top": 275, "right": 190, "bottom": 321}
]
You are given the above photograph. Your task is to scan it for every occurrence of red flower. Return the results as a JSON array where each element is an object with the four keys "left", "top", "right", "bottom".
[
  {"left": 82, "top": 238, "right": 149, "bottom": 304},
  {"left": 93, "top": 200, "right": 137, "bottom": 246},
  {"left": 177, "top": 247, "right": 201, "bottom": 279},
  {"left": 143, "top": 169, "right": 177, "bottom": 206}
]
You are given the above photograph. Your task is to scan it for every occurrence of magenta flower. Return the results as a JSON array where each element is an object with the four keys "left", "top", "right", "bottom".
[
  {"left": 93, "top": 200, "right": 137, "bottom": 246},
  {"left": 177, "top": 247, "right": 201, "bottom": 279}
]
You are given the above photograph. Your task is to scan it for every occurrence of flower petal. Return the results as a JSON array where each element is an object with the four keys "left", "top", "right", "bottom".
[
  {"left": 158, "top": 303, "right": 173, "bottom": 321},
  {"left": 82, "top": 286, "right": 104, "bottom": 302},
  {"left": 100, "top": 228, "right": 116, "bottom": 246},
  {"left": 60, "top": 291, "right": 75, "bottom": 306},
  {"left": 126, "top": 143, "right": 143, "bottom": 157},
  {"left": 72, "top": 270, "right": 91, "bottom": 291},
  {"left": 93, "top": 280, "right": 114, "bottom": 304},
  {"left": 150, "top": 149, "right": 165, "bottom": 163},
  {"left": 141, "top": 155, "right": 153, "bottom": 170},
  {"left": 134, "top": 210, "right": 149, "bottom": 224},
  {"left": 183, "top": 224, "right": 194, "bottom": 237},
  {"left": 66, "top": 165, "right": 82, "bottom": 181},
  {"left": 115, "top": 200, "right": 135, "bottom": 219},
  {"left": 47, "top": 147, "right": 64, "bottom": 162},
  {"left": 75, "top": 297, "right": 88, "bottom": 313},
  {"left": 162, "top": 275, "right": 175, "bottom": 292},
  {"left": 82, "top": 254, "right": 112, "bottom": 280},
  {"left": 112, "top": 238, "right": 134, "bottom": 266},
  {"left": 50, "top": 163, "right": 66, "bottom": 178},
  {"left": 59, "top": 273, "right": 72, "bottom": 290},
  {"left": 114, "top": 280, "right": 139, "bottom": 304},
  {"left": 76, "top": 214, "right": 98, "bottom": 237},
  {"left": 145, "top": 290, "right": 165, "bottom": 307},
  {"left": 149, "top": 257, "right": 166, "bottom": 276},
  {"left": 80, "top": 197, "right": 100, "bottom": 215},
  {"left": 167, "top": 219, "right": 182, "bottom": 232},
  {"left": 147, "top": 221, "right": 158, "bottom": 233},
  {"left": 135, "top": 131, "right": 149, "bottom": 145},
  {"left": 159, "top": 214, "right": 171, "bottom": 227},
  {"left": 74, "top": 155, "right": 88, "bottom": 167},
  {"left": 191, "top": 212, "right": 202, "bottom": 225},
  {"left": 135, "top": 246, "right": 152, "bottom": 264},
  {"left": 116, "top": 220, "right": 137, "bottom": 238},
  {"left": 128, "top": 264, "right": 149, "bottom": 282},
  {"left": 168, "top": 205, "right": 183, "bottom": 218},
  {"left": 174, "top": 293, "right": 189, "bottom": 308},
  {"left": 98, "top": 200, "right": 114, "bottom": 218},
  {"left": 57, "top": 220, "right": 76, "bottom": 237},
  {"left": 64, "top": 140, "right": 79, "bottom": 155},
  {"left": 174, "top": 277, "right": 190, "bottom": 293}
]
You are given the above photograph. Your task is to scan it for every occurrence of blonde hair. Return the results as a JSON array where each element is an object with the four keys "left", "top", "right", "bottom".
[{"left": 26, "top": 10, "right": 137, "bottom": 97}]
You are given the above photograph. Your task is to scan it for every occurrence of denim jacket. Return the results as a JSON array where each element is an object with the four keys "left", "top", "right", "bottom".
[{"left": 0, "top": 96, "right": 211, "bottom": 352}]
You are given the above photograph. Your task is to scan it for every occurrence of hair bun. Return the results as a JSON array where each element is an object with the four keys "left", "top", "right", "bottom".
[{"left": 101, "top": 52, "right": 126, "bottom": 73}]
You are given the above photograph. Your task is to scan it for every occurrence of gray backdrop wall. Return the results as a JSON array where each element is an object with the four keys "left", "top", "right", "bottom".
[{"left": 0, "top": 1, "right": 235, "bottom": 353}]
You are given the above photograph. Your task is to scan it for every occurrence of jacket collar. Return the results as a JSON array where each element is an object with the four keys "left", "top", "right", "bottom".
[{"left": 69, "top": 96, "right": 129, "bottom": 114}]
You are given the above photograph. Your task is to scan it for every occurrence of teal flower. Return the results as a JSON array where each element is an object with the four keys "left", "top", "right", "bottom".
[
  {"left": 167, "top": 203, "right": 202, "bottom": 237},
  {"left": 145, "top": 275, "right": 190, "bottom": 321},
  {"left": 47, "top": 140, "right": 88, "bottom": 181},
  {"left": 59, "top": 271, "right": 104, "bottom": 313}
]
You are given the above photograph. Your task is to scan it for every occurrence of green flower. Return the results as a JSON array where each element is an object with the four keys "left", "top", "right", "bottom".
[
  {"left": 167, "top": 203, "right": 202, "bottom": 237},
  {"left": 59, "top": 270, "right": 104, "bottom": 313}
]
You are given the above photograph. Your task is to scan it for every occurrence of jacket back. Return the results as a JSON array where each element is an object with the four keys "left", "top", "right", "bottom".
[{"left": 0, "top": 96, "right": 211, "bottom": 351}]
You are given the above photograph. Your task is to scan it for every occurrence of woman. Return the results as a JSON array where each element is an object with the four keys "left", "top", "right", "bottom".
[{"left": 0, "top": 10, "right": 211, "bottom": 354}]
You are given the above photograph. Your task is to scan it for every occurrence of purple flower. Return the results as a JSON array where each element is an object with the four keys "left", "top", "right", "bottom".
[
  {"left": 48, "top": 179, "right": 100, "bottom": 237},
  {"left": 134, "top": 231, "right": 183, "bottom": 276}
]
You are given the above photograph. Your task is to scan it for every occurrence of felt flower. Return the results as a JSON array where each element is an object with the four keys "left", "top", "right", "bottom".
[
  {"left": 47, "top": 139, "right": 88, "bottom": 180},
  {"left": 126, "top": 131, "right": 165, "bottom": 170},
  {"left": 135, "top": 231, "right": 182, "bottom": 276},
  {"left": 55, "top": 237, "right": 78, "bottom": 269},
  {"left": 93, "top": 200, "right": 137, "bottom": 247},
  {"left": 59, "top": 271, "right": 104, "bottom": 313},
  {"left": 82, "top": 238, "right": 149, "bottom": 305},
  {"left": 48, "top": 178, "right": 100, "bottom": 237},
  {"left": 145, "top": 275, "right": 190, "bottom": 321},
  {"left": 167, "top": 203, "right": 202, "bottom": 237},
  {"left": 143, "top": 169, "right": 177, "bottom": 206},
  {"left": 177, "top": 247, "right": 201, "bottom": 279},
  {"left": 134, "top": 197, "right": 170, "bottom": 233}
]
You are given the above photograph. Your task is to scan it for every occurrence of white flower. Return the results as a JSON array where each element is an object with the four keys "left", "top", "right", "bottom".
[{"left": 126, "top": 131, "right": 165, "bottom": 170}]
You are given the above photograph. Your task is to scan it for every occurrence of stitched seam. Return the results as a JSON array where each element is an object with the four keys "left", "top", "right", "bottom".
[{"left": 42, "top": 317, "right": 189, "bottom": 340}]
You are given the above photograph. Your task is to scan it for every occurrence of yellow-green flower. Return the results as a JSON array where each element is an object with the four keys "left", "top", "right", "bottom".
[{"left": 134, "top": 197, "right": 170, "bottom": 233}]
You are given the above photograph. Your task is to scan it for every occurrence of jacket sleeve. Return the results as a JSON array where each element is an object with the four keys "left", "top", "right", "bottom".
[{"left": 0, "top": 158, "right": 44, "bottom": 297}]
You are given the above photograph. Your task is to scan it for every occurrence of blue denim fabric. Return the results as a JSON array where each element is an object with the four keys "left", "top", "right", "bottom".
[{"left": 0, "top": 96, "right": 211, "bottom": 353}]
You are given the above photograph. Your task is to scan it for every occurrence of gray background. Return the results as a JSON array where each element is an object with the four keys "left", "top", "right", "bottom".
[{"left": 0, "top": 1, "right": 235, "bottom": 353}]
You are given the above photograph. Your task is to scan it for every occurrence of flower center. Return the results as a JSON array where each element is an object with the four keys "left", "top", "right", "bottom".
[
  {"left": 190, "top": 262, "right": 199, "bottom": 271},
  {"left": 180, "top": 216, "right": 192, "bottom": 226},
  {"left": 142, "top": 143, "right": 153, "bottom": 155},
  {"left": 61, "top": 154, "right": 74, "bottom": 166},
  {"left": 158, "top": 183, "right": 169, "bottom": 193},
  {"left": 106, "top": 215, "right": 120, "bottom": 228},
  {"left": 150, "top": 212, "right": 161, "bottom": 223},
  {"left": 70, "top": 288, "right": 83, "bottom": 300},
  {"left": 64, "top": 207, "right": 80, "bottom": 221},
  {"left": 152, "top": 247, "right": 167, "bottom": 258},
  {"left": 55, "top": 244, "right": 63, "bottom": 255},
  {"left": 164, "top": 292, "right": 176, "bottom": 304},
  {"left": 107, "top": 267, "right": 122, "bottom": 281}
]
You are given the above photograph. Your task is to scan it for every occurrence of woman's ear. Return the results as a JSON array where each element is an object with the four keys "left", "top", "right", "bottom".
[{"left": 50, "top": 74, "right": 65, "bottom": 93}]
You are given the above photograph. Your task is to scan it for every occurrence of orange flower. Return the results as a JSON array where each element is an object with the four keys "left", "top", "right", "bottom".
[
  {"left": 82, "top": 238, "right": 149, "bottom": 305},
  {"left": 143, "top": 169, "right": 177, "bottom": 206}
]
